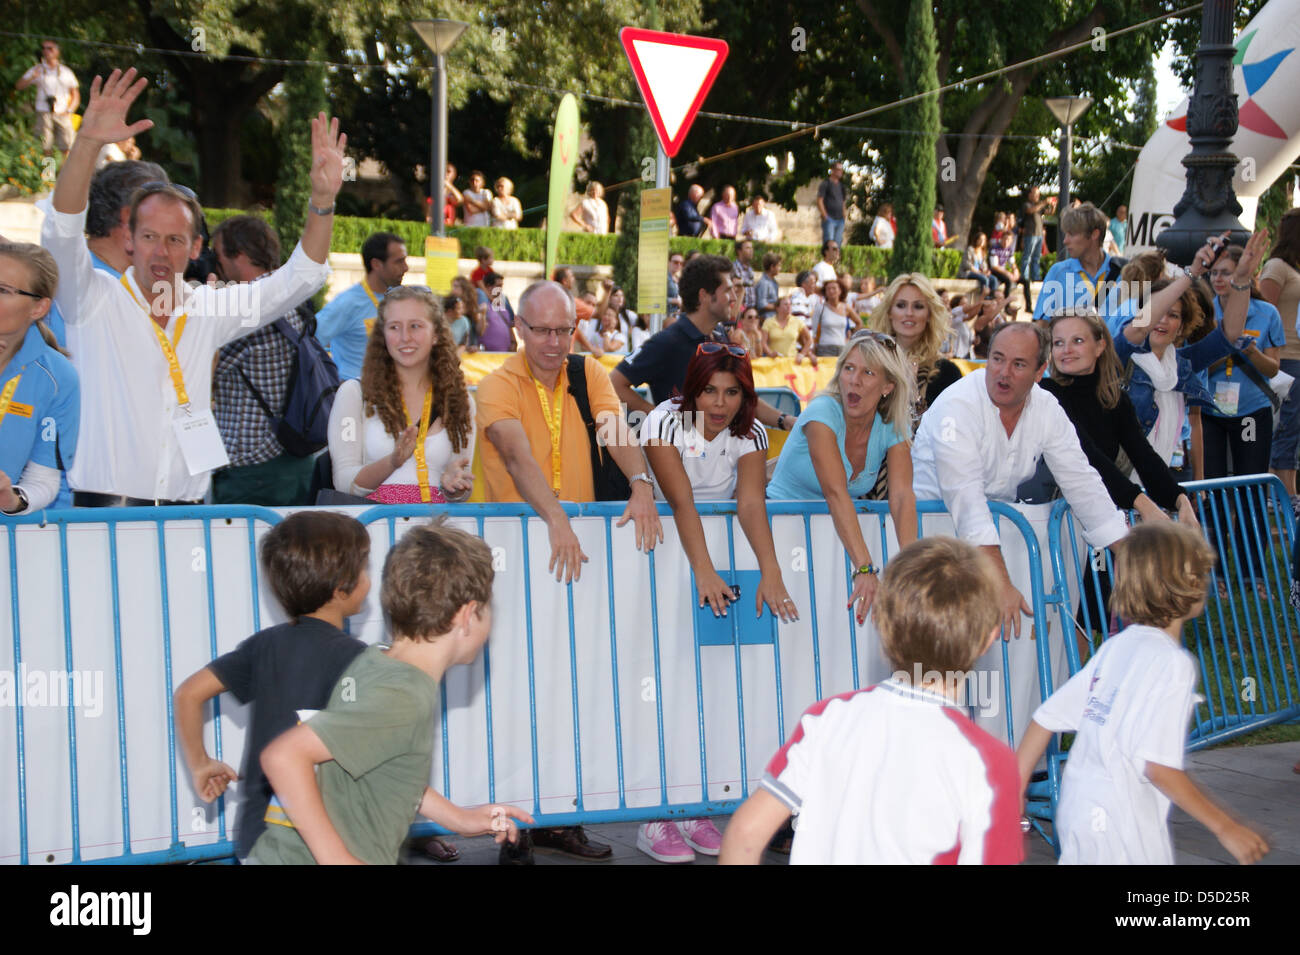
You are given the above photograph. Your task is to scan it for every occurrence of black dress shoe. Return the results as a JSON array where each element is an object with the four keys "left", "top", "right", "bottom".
[
  {"left": 498, "top": 830, "right": 535, "bottom": 865},
  {"left": 530, "top": 826, "right": 613, "bottom": 860}
]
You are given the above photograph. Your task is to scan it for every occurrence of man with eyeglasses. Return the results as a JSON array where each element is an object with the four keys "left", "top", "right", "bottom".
[
  {"left": 16, "top": 40, "right": 79, "bottom": 156},
  {"left": 475, "top": 279, "right": 662, "bottom": 865},
  {"left": 611, "top": 255, "right": 798, "bottom": 433},
  {"left": 315, "top": 231, "right": 407, "bottom": 381},
  {"left": 40, "top": 67, "right": 343, "bottom": 506}
]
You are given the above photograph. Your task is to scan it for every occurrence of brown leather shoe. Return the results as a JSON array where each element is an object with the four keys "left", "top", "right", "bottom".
[{"left": 531, "top": 826, "right": 613, "bottom": 861}]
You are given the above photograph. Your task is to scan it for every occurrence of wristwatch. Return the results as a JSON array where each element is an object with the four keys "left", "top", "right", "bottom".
[
  {"left": 1229, "top": 279, "right": 1251, "bottom": 292},
  {"left": 307, "top": 201, "right": 335, "bottom": 216},
  {"left": 629, "top": 472, "right": 655, "bottom": 490},
  {"left": 3, "top": 485, "right": 29, "bottom": 515}
]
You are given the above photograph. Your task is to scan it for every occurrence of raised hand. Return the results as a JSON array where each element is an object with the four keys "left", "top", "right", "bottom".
[
  {"left": 1235, "top": 228, "right": 1270, "bottom": 282},
  {"left": 78, "top": 68, "right": 154, "bottom": 146},
  {"left": 309, "top": 112, "right": 347, "bottom": 205}
]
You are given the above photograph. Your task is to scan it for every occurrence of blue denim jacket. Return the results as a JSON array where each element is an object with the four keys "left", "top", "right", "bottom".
[{"left": 1115, "top": 329, "right": 1232, "bottom": 433}]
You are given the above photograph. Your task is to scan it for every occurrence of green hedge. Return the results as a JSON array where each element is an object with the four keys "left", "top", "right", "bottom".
[{"left": 201, "top": 210, "right": 972, "bottom": 278}]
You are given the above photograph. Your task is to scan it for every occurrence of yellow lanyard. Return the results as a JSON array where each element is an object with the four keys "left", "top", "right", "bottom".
[
  {"left": 1076, "top": 268, "right": 1100, "bottom": 301},
  {"left": 0, "top": 373, "right": 21, "bottom": 428},
  {"left": 401, "top": 387, "right": 434, "bottom": 503},
  {"left": 121, "top": 274, "right": 190, "bottom": 406},
  {"left": 363, "top": 282, "right": 381, "bottom": 336},
  {"left": 531, "top": 372, "right": 564, "bottom": 495}
]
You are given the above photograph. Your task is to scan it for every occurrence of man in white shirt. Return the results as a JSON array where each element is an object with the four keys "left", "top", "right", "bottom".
[
  {"left": 41, "top": 67, "right": 343, "bottom": 505},
  {"left": 16, "top": 40, "right": 80, "bottom": 155},
  {"left": 811, "top": 239, "right": 840, "bottom": 287},
  {"left": 739, "top": 196, "right": 779, "bottom": 242},
  {"left": 912, "top": 322, "right": 1127, "bottom": 636}
]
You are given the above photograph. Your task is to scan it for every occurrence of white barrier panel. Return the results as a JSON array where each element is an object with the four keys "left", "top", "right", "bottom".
[{"left": 1, "top": 505, "right": 1077, "bottom": 863}]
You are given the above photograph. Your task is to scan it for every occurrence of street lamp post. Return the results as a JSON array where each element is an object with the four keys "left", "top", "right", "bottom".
[
  {"left": 411, "top": 19, "right": 468, "bottom": 238},
  {"left": 1156, "top": 0, "right": 1248, "bottom": 266},
  {"left": 1045, "top": 96, "right": 1092, "bottom": 209}
]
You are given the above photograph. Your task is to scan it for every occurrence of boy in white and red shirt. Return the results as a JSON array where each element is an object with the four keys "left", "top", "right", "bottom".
[
  {"left": 720, "top": 537, "right": 1023, "bottom": 865},
  {"left": 1018, "top": 523, "right": 1269, "bottom": 865}
]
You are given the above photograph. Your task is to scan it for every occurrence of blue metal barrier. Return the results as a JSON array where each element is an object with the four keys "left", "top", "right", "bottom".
[
  {"left": 1030, "top": 474, "right": 1300, "bottom": 852},
  {"left": 3, "top": 498, "right": 1055, "bottom": 864}
]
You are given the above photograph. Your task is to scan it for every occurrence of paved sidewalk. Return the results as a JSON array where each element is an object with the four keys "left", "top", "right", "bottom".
[{"left": 403, "top": 741, "right": 1300, "bottom": 866}]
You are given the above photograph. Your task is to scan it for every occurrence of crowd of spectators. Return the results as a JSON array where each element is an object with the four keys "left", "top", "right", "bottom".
[{"left": 6, "top": 57, "right": 1296, "bottom": 864}]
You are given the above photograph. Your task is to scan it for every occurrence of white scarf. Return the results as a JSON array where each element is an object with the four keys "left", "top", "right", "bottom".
[{"left": 1131, "top": 347, "right": 1183, "bottom": 465}]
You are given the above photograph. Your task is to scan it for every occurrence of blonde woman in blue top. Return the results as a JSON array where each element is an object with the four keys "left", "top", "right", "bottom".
[
  {"left": 0, "top": 240, "right": 79, "bottom": 515},
  {"left": 768, "top": 329, "right": 917, "bottom": 623}
]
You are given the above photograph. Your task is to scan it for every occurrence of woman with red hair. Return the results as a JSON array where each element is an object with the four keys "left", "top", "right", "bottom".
[{"left": 637, "top": 341, "right": 798, "bottom": 864}]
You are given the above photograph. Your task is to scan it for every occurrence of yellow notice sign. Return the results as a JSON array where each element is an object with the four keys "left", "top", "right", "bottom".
[
  {"left": 424, "top": 236, "right": 461, "bottom": 295},
  {"left": 637, "top": 187, "right": 671, "bottom": 315}
]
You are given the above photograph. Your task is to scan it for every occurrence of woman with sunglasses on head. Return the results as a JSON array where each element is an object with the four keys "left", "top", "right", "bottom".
[
  {"left": 0, "top": 240, "right": 78, "bottom": 516},
  {"left": 768, "top": 330, "right": 917, "bottom": 624},
  {"left": 328, "top": 287, "right": 474, "bottom": 506},
  {"left": 730, "top": 306, "right": 769, "bottom": 358},
  {"left": 638, "top": 341, "right": 797, "bottom": 863}
]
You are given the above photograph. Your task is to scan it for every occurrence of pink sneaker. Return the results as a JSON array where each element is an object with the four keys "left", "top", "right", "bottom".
[
  {"left": 678, "top": 817, "right": 723, "bottom": 856},
  {"left": 636, "top": 821, "right": 695, "bottom": 863}
]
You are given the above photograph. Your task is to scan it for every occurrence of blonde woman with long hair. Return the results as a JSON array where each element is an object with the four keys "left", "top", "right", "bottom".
[
  {"left": 868, "top": 272, "right": 961, "bottom": 426},
  {"left": 768, "top": 329, "right": 917, "bottom": 624}
]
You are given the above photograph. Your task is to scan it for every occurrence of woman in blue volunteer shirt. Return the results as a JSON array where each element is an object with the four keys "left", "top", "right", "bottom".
[
  {"left": 0, "top": 240, "right": 79, "bottom": 515},
  {"left": 1203, "top": 237, "right": 1283, "bottom": 584},
  {"left": 768, "top": 328, "right": 917, "bottom": 625}
]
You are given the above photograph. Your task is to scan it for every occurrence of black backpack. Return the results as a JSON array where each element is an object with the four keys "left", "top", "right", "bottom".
[
  {"left": 566, "top": 354, "right": 631, "bottom": 501},
  {"left": 238, "top": 304, "right": 341, "bottom": 457}
]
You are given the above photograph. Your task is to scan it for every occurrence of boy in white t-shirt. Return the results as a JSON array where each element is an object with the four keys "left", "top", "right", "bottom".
[
  {"left": 720, "top": 537, "right": 1023, "bottom": 864},
  {"left": 1017, "top": 523, "right": 1269, "bottom": 865}
]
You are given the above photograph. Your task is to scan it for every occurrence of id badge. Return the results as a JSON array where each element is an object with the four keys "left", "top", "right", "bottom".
[
  {"left": 173, "top": 408, "right": 231, "bottom": 475},
  {"left": 1214, "top": 380, "right": 1240, "bottom": 417}
]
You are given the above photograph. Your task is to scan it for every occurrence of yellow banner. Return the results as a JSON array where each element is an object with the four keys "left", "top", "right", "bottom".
[
  {"left": 424, "top": 236, "right": 461, "bottom": 295},
  {"left": 637, "top": 187, "right": 671, "bottom": 315}
]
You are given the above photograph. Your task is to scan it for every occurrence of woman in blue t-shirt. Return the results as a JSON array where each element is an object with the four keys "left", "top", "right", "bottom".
[
  {"left": 1204, "top": 239, "right": 1285, "bottom": 582},
  {"left": 0, "top": 240, "right": 79, "bottom": 516},
  {"left": 768, "top": 329, "right": 917, "bottom": 624}
]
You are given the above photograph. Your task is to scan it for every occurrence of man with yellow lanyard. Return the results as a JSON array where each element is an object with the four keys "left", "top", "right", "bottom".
[
  {"left": 1032, "top": 202, "right": 1125, "bottom": 327},
  {"left": 40, "top": 66, "right": 343, "bottom": 506},
  {"left": 314, "top": 231, "right": 408, "bottom": 381},
  {"left": 476, "top": 279, "right": 663, "bottom": 864}
]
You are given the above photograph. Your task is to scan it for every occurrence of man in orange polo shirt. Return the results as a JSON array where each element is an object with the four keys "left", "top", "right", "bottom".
[{"left": 476, "top": 279, "right": 662, "bottom": 864}]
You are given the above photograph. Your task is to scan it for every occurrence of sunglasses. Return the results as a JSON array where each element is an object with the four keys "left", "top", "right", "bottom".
[
  {"left": 697, "top": 342, "right": 747, "bottom": 358},
  {"left": 848, "top": 329, "right": 898, "bottom": 350},
  {"left": 0, "top": 283, "right": 42, "bottom": 300}
]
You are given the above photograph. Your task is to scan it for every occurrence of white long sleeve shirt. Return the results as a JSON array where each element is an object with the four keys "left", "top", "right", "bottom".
[
  {"left": 912, "top": 370, "right": 1127, "bottom": 548},
  {"left": 40, "top": 201, "right": 330, "bottom": 500}
]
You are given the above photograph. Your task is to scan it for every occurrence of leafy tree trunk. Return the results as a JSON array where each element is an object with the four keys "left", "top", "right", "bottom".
[
  {"left": 138, "top": 5, "right": 284, "bottom": 205},
  {"left": 891, "top": 0, "right": 938, "bottom": 277},
  {"left": 274, "top": 47, "right": 328, "bottom": 255}
]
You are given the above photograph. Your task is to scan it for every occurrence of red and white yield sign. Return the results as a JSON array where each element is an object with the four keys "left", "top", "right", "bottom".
[{"left": 619, "top": 27, "right": 729, "bottom": 158}]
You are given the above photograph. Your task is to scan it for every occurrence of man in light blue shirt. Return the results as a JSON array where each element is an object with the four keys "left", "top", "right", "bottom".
[
  {"left": 1033, "top": 203, "right": 1124, "bottom": 326},
  {"left": 315, "top": 231, "right": 407, "bottom": 380}
]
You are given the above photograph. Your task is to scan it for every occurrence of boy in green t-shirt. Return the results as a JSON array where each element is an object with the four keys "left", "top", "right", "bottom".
[{"left": 249, "top": 523, "right": 532, "bottom": 865}]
